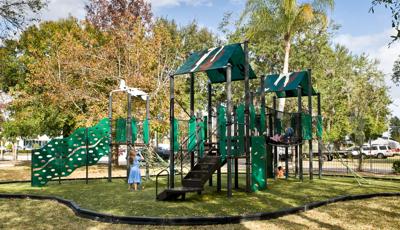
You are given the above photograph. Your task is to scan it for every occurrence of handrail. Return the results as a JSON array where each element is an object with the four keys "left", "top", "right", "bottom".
[
  {"left": 175, "top": 98, "right": 191, "bottom": 118},
  {"left": 155, "top": 124, "right": 219, "bottom": 192},
  {"left": 155, "top": 169, "right": 169, "bottom": 199}
]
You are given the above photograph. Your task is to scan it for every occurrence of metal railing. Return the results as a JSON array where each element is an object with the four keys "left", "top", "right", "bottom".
[{"left": 155, "top": 169, "right": 170, "bottom": 198}]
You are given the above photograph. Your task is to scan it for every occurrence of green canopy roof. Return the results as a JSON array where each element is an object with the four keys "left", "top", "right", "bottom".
[
  {"left": 174, "top": 43, "right": 257, "bottom": 83},
  {"left": 263, "top": 71, "right": 317, "bottom": 98}
]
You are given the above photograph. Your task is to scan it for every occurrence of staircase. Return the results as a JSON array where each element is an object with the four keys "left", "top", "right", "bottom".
[{"left": 156, "top": 142, "right": 222, "bottom": 201}]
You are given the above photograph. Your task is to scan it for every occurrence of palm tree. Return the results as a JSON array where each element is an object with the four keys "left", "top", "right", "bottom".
[{"left": 241, "top": 0, "right": 334, "bottom": 110}]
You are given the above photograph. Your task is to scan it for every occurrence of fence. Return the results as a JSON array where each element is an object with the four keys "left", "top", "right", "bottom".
[{"left": 276, "top": 147, "right": 400, "bottom": 178}]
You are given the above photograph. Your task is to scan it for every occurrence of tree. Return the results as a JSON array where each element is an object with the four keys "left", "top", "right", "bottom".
[
  {"left": 0, "top": 0, "right": 47, "bottom": 39},
  {"left": 390, "top": 116, "right": 400, "bottom": 142},
  {"left": 393, "top": 54, "right": 400, "bottom": 85},
  {"left": 370, "top": 0, "right": 400, "bottom": 44},
  {"left": 1, "top": 18, "right": 111, "bottom": 138},
  {"left": 240, "top": 0, "right": 334, "bottom": 110},
  {"left": 225, "top": 4, "right": 390, "bottom": 144}
]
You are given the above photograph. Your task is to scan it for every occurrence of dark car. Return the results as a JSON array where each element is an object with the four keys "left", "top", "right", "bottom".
[{"left": 155, "top": 146, "right": 171, "bottom": 160}]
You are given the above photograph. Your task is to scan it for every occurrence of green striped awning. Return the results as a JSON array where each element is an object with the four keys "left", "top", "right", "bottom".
[
  {"left": 174, "top": 43, "right": 256, "bottom": 83},
  {"left": 263, "top": 71, "right": 317, "bottom": 98}
]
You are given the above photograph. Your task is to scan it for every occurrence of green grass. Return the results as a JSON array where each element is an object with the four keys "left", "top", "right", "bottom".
[
  {"left": 0, "top": 176, "right": 399, "bottom": 217},
  {"left": 1, "top": 196, "right": 399, "bottom": 229}
]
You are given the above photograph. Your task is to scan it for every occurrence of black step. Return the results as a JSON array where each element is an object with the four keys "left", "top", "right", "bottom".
[{"left": 157, "top": 187, "right": 203, "bottom": 201}]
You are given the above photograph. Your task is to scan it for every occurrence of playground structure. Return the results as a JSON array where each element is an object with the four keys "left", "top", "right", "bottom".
[
  {"left": 155, "top": 42, "right": 323, "bottom": 200},
  {"left": 31, "top": 42, "right": 324, "bottom": 202},
  {"left": 31, "top": 81, "right": 150, "bottom": 186}
]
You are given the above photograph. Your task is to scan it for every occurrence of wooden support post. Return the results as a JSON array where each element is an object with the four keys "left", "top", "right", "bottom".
[
  {"left": 317, "top": 93, "right": 322, "bottom": 179},
  {"left": 297, "top": 86, "right": 303, "bottom": 181},
  {"left": 169, "top": 75, "right": 175, "bottom": 188},
  {"left": 226, "top": 63, "right": 233, "bottom": 198},
  {"left": 307, "top": 69, "right": 313, "bottom": 180}
]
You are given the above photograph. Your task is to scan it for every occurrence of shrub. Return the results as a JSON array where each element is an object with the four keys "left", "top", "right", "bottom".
[{"left": 393, "top": 161, "right": 400, "bottom": 173}]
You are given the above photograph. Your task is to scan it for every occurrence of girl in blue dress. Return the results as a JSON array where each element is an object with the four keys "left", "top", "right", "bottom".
[{"left": 128, "top": 150, "right": 143, "bottom": 191}]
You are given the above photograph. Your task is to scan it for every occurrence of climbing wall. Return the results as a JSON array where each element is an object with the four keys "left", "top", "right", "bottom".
[
  {"left": 31, "top": 118, "right": 110, "bottom": 186},
  {"left": 251, "top": 136, "right": 267, "bottom": 192}
]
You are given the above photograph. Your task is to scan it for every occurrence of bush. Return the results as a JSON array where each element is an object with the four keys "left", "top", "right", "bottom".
[{"left": 393, "top": 161, "right": 400, "bottom": 173}]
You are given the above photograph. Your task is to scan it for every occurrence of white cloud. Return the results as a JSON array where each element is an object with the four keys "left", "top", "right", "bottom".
[
  {"left": 148, "top": 0, "right": 213, "bottom": 8},
  {"left": 39, "top": 0, "right": 87, "bottom": 21},
  {"left": 334, "top": 29, "right": 400, "bottom": 118}
]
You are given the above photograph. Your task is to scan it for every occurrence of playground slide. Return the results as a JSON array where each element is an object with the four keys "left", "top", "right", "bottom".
[{"left": 31, "top": 118, "right": 110, "bottom": 186}]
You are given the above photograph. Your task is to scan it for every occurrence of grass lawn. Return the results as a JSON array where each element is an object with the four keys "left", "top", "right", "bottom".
[
  {"left": 0, "top": 196, "right": 399, "bottom": 229},
  {"left": 0, "top": 175, "right": 399, "bottom": 217}
]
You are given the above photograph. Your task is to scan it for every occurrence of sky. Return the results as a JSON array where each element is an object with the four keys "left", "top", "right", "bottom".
[{"left": 38, "top": 0, "right": 400, "bottom": 117}]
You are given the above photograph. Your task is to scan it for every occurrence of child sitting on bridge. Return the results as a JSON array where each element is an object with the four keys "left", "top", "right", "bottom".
[{"left": 270, "top": 127, "right": 295, "bottom": 143}]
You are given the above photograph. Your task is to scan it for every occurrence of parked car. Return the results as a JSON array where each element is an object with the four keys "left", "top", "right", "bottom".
[
  {"left": 360, "top": 145, "right": 393, "bottom": 159},
  {"left": 347, "top": 146, "right": 361, "bottom": 157},
  {"left": 155, "top": 145, "right": 171, "bottom": 160}
]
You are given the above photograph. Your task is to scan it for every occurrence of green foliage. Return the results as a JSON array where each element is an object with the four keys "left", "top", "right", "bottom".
[
  {"left": 393, "top": 55, "right": 400, "bottom": 85},
  {"left": 393, "top": 160, "right": 400, "bottom": 173},
  {"left": 5, "top": 143, "right": 12, "bottom": 150},
  {"left": 390, "top": 116, "right": 400, "bottom": 142},
  {"left": 225, "top": 0, "right": 390, "bottom": 144}
]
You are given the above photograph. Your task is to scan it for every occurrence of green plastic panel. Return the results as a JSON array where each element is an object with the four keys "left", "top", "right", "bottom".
[
  {"left": 187, "top": 116, "right": 196, "bottom": 152},
  {"left": 31, "top": 118, "right": 110, "bottom": 187},
  {"left": 260, "top": 105, "right": 266, "bottom": 134},
  {"left": 236, "top": 104, "right": 245, "bottom": 155},
  {"left": 251, "top": 136, "right": 267, "bottom": 192},
  {"left": 250, "top": 104, "right": 256, "bottom": 131},
  {"left": 115, "top": 118, "right": 126, "bottom": 143},
  {"left": 115, "top": 118, "right": 137, "bottom": 144},
  {"left": 198, "top": 120, "right": 205, "bottom": 158},
  {"left": 143, "top": 118, "right": 149, "bottom": 145},
  {"left": 302, "top": 113, "right": 312, "bottom": 140},
  {"left": 217, "top": 106, "right": 226, "bottom": 162},
  {"left": 174, "top": 118, "right": 179, "bottom": 152}
]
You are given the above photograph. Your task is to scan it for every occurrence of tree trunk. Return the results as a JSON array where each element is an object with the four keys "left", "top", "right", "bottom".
[
  {"left": 113, "top": 144, "right": 120, "bottom": 166},
  {"left": 278, "top": 37, "right": 291, "bottom": 112}
]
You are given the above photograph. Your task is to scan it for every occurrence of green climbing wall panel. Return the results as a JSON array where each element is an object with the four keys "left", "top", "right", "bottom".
[
  {"left": 302, "top": 113, "right": 312, "bottom": 140},
  {"left": 251, "top": 136, "right": 267, "bottom": 192},
  {"left": 31, "top": 118, "right": 110, "bottom": 187}
]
